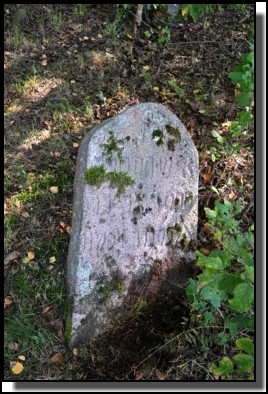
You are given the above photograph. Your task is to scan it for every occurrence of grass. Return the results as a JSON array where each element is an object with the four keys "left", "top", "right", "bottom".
[
  {"left": 4, "top": 4, "right": 254, "bottom": 381},
  {"left": 52, "top": 11, "right": 64, "bottom": 31}
]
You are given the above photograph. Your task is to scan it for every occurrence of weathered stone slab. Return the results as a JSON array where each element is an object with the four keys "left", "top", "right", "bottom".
[{"left": 66, "top": 103, "right": 198, "bottom": 347}]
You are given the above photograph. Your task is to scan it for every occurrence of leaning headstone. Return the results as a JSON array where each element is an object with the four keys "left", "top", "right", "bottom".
[{"left": 66, "top": 103, "right": 198, "bottom": 347}]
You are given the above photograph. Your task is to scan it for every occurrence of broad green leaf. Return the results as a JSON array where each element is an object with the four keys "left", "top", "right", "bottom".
[
  {"left": 225, "top": 319, "right": 238, "bottom": 336},
  {"left": 228, "top": 283, "right": 254, "bottom": 312},
  {"left": 238, "top": 110, "right": 253, "bottom": 125},
  {"left": 209, "top": 250, "right": 232, "bottom": 268},
  {"left": 198, "top": 269, "right": 223, "bottom": 286},
  {"left": 240, "top": 266, "right": 254, "bottom": 283},
  {"left": 196, "top": 252, "right": 224, "bottom": 270},
  {"left": 217, "top": 273, "right": 242, "bottom": 295},
  {"left": 186, "top": 278, "right": 198, "bottom": 299},
  {"left": 235, "top": 338, "right": 254, "bottom": 355},
  {"left": 228, "top": 71, "right": 244, "bottom": 84},
  {"left": 233, "top": 353, "right": 254, "bottom": 373},
  {"left": 200, "top": 286, "right": 222, "bottom": 308},
  {"left": 236, "top": 315, "right": 254, "bottom": 333},
  {"left": 237, "top": 92, "right": 253, "bottom": 107},
  {"left": 210, "top": 357, "right": 233, "bottom": 376}
]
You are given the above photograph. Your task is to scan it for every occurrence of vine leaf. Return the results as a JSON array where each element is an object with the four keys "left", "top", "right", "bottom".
[
  {"left": 210, "top": 357, "right": 233, "bottom": 376},
  {"left": 228, "top": 283, "right": 254, "bottom": 312}
]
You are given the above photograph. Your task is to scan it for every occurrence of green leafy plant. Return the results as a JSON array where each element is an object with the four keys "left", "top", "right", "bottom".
[
  {"left": 168, "top": 78, "right": 185, "bottom": 99},
  {"left": 228, "top": 41, "right": 254, "bottom": 134},
  {"left": 181, "top": 4, "right": 223, "bottom": 22},
  {"left": 105, "top": 6, "right": 125, "bottom": 38},
  {"left": 186, "top": 199, "right": 254, "bottom": 379},
  {"left": 74, "top": 4, "right": 87, "bottom": 16}
]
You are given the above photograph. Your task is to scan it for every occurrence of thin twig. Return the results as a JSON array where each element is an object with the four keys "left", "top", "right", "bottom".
[{"left": 122, "top": 325, "right": 222, "bottom": 380}]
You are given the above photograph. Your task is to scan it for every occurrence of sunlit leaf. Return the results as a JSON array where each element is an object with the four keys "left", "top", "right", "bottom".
[
  {"left": 10, "top": 361, "right": 24, "bottom": 375},
  {"left": 50, "top": 186, "right": 58, "bottom": 194},
  {"left": 235, "top": 338, "right": 254, "bottom": 355},
  {"left": 4, "top": 251, "right": 20, "bottom": 265},
  {"left": 27, "top": 251, "right": 35, "bottom": 260},
  {"left": 210, "top": 357, "right": 233, "bottom": 376},
  {"left": 233, "top": 353, "right": 254, "bottom": 373},
  {"left": 228, "top": 283, "right": 254, "bottom": 312}
]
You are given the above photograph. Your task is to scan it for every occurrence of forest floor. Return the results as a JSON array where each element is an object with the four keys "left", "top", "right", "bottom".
[{"left": 4, "top": 4, "right": 254, "bottom": 381}]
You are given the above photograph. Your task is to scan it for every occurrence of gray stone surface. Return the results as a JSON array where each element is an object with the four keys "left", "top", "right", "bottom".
[{"left": 67, "top": 103, "right": 198, "bottom": 347}]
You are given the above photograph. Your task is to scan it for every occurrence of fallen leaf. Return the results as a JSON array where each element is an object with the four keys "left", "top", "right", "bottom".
[
  {"left": 59, "top": 221, "right": 66, "bottom": 229},
  {"left": 8, "top": 342, "right": 19, "bottom": 351},
  {"left": 155, "top": 369, "right": 166, "bottom": 380},
  {"left": 18, "top": 355, "right": 26, "bottom": 361},
  {"left": 49, "top": 256, "right": 57, "bottom": 264},
  {"left": 41, "top": 54, "right": 47, "bottom": 59},
  {"left": 83, "top": 36, "right": 89, "bottom": 40},
  {"left": 50, "top": 352, "right": 65, "bottom": 364},
  {"left": 72, "top": 142, "right": 79, "bottom": 148},
  {"left": 127, "top": 33, "right": 133, "bottom": 40},
  {"left": 4, "top": 251, "right": 20, "bottom": 265},
  {"left": 70, "top": 80, "right": 76, "bottom": 84},
  {"left": 27, "top": 251, "right": 35, "bottom": 260},
  {"left": 153, "top": 86, "right": 159, "bottom": 91},
  {"left": 200, "top": 248, "right": 210, "bottom": 255},
  {"left": 54, "top": 151, "right": 61, "bottom": 157},
  {"left": 41, "top": 59, "right": 47, "bottom": 66},
  {"left": 4, "top": 297, "right": 13, "bottom": 308},
  {"left": 21, "top": 211, "right": 29, "bottom": 218},
  {"left": 49, "top": 319, "right": 63, "bottom": 332},
  {"left": 228, "top": 190, "right": 236, "bottom": 200},
  {"left": 50, "top": 186, "right": 58, "bottom": 194},
  {"left": 57, "top": 329, "right": 63, "bottom": 338},
  {"left": 97, "top": 33, "right": 102, "bottom": 38},
  {"left": 73, "top": 348, "right": 79, "bottom": 356},
  {"left": 66, "top": 226, "right": 72, "bottom": 235},
  {"left": 10, "top": 361, "right": 24, "bottom": 375},
  {"left": 134, "top": 370, "right": 143, "bottom": 380},
  {"left": 143, "top": 65, "right": 150, "bottom": 71},
  {"left": 202, "top": 172, "right": 212, "bottom": 181},
  {"left": 42, "top": 306, "right": 52, "bottom": 314},
  {"left": 48, "top": 265, "right": 54, "bottom": 271},
  {"left": 22, "top": 257, "right": 30, "bottom": 264}
]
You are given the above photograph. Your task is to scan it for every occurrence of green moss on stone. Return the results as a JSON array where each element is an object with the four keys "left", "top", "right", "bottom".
[
  {"left": 106, "top": 171, "right": 135, "bottom": 195},
  {"left": 65, "top": 295, "right": 74, "bottom": 345},
  {"left": 101, "top": 131, "right": 124, "bottom": 162},
  {"left": 136, "top": 192, "right": 144, "bottom": 202},
  {"left": 84, "top": 165, "right": 135, "bottom": 195},
  {"left": 84, "top": 165, "right": 106, "bottom": 186},
  {"left": 152, "top": 129, "right": 164, "bottom": 146},
  {"left": 185, "top": 192, "right": 194, "bottom": 202},
  {"left": 167, "top": 139, "right": 176, "bottom": 151},
  {"left": 97, "top": 279, "right": 125, "bottom": 303},
  {"left": 167, "top": 223, "right": 182, "bottom": 238},
  {"left": 180, "top": 234, "right": 189, "bottom": 250},
  {"left": 133, "top": 298, "right": 148, "bottom": 312},
  {"left": 165, "top": 124, "right": 181, "bottom": 141}
]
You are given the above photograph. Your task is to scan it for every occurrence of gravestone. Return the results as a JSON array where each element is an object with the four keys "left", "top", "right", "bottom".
[{"left": 66, "top": 103, "right": 198, "bottom": 347}]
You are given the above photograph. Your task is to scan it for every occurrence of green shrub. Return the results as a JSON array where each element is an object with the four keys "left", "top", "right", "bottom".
[{"left": 186, "top": 199, "right": 254, "bottom": 380}]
